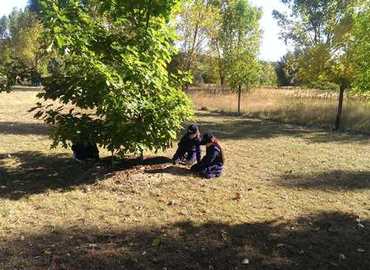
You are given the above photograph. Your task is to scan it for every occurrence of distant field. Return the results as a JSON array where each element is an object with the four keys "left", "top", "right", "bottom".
[
  {"left": 189, "top": 87, "right": 370, "bottom": 134},
  {"left": 1, "top": 91, "right": 370, "bottom": 269}
]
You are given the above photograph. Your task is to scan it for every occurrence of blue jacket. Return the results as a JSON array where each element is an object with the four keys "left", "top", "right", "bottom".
[{"left": 198, "top": 143, "right": 223, "bottom": 169}]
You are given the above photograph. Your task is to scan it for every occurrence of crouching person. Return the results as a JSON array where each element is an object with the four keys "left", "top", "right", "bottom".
[
  {"left": 71, "top": 141, "right": 99, "bottom": 161},
  {"left": 173, "top": 124, "right": 201, "bottom": 165},
  {"left": 191, "top": 133, "right": 224, "bottom": 179}
]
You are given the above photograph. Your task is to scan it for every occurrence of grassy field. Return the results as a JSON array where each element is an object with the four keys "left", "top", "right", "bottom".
[
  {"left": 190, "top": 88, "right": 370, "bottom": 134},
  {"left": 1, "top": 91, "right": 370, "bottom": 269}
]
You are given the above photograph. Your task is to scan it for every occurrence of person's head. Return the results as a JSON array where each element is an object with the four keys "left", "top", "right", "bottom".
[
  {"left": 187, "top": 124, "right": 200, "bottom": 139},
  {"left": 201, "top": 132, "right": 225, "bottom": 163},
  {"left": 201, "top": 132, "right": 215, "bottom": 146}
]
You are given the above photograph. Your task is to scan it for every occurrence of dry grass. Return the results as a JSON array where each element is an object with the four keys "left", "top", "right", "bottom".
[
  {"left": 190, "top": 88, "right": 370, "bottom": 133},
  {"left": 1, "top": 91, "right": 370, "bottom": 269}
]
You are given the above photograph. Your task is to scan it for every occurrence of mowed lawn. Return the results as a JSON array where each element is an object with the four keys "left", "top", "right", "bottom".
[{"left": 1, "top": 91, "right": 370, "bottom": 270}]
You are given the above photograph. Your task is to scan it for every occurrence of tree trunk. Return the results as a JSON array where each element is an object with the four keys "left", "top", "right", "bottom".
[
  {"left": 237, "top": 84, "right": 241, "bottom": 115},
  {"left": 220, "top": 74, "right": 225, "bottom": 90},
  {"left": 334, "top": 84, "right": 345, "bottom": 131},
  {"left": 111, "top": 150, "right": 115, "bottom": 168},
  {"left": 215, "top": 43, "right": 225, "bottom": 91},
  {"left": 139, "top": 150, "right": 144, "bottom": 163}
]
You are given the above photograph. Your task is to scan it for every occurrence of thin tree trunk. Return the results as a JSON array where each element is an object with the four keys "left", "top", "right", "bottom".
[
  {"left": 186, "top": 13, "right": 201, "bottom": 71},
  {"left": 215, "top": 42, "right": 225, "bottom": 90},
  {"left": 237, "top": 84, "right": 241, "bottom": 115},
  {"left": 334, "top": 84, "right": 345, "bottom": 131},
  {"left": 220, "top": 75, "right": 225, "bottom": 89},
  {"left": 111, "top": 150, "right": 114, "bottom": 168},
  {"left": 139, "top": 150, "right": 144, "bottom": 163}
]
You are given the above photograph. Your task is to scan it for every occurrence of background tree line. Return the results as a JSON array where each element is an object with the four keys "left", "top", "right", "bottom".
[
  {"left": 175, "top": 0, "right": 370, "bottom": 127},
  {"left": 0, "top": 2, "right": 45, "bottom": 87}
]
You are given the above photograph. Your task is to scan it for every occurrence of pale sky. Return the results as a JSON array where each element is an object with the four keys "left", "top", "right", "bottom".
[
  {"left": 249, "top": 0, "right": 291, "bottom": 61},
  {"left": 0, "top": 0, "right": 28, "bottom": 17},
  {"left": 0, "top": 0, "right": 290, "bottom": 62}
]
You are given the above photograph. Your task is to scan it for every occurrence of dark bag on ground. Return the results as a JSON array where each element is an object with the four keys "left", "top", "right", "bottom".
[{"left": 71, "top": 142, "right": 99, "bottom": 161}]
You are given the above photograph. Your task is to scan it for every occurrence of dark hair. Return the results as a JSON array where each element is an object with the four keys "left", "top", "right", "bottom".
[
  {"left": 187, "top": 124, "right": 199, "bottom": 135},
  {"left": 201, "top": 132, "right": 213, "bottom": 145},
  {"left": 202, "top": 133, "right": 224, "bottom": 164},
  {"left": 213, "top": 138, "right": 225, "bottom": 164}
]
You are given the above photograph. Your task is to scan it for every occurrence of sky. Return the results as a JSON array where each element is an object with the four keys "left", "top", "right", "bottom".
[
  {"left": 0, "top": 0, "right": 28, "bottom": 17},
  {"left": 0, "top": 0, "right": 290, "bottom": 62},
  {"left": 249, "top": 0, "right": 291, "bottom": 61}
]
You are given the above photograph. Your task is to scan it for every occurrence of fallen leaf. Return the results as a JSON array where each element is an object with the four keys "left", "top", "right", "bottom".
[
  {"left": 233, "top": 192, "right": 241, "bottom": 201},
  {"left": 167, "top": 200, "right": 176, "bottom": 206},
  {"left": 241, "top": 258, "right": 250, "bottom": 265}
]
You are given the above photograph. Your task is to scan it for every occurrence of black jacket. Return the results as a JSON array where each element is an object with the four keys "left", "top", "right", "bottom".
[
  {"left": 198, "top": 143, "right": 223, "bottom": 169},
  {"left": 178, "top": 134, "right": 201, "bottom": 161}
]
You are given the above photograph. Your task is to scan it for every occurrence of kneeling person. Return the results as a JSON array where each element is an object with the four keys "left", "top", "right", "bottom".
[
  {"left": 173, "top": 124, "right": 201, "bottom": 165},
  {"left": 191, "top": 133, "right": 224, "bottom": 178}
]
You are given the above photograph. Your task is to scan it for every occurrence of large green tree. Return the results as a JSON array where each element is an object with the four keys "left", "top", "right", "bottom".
[
  {"left": 274, "top": 0, "right": 357, "bottom": 130},
  {"left": 259, "top": 61, "right": 278, "bottom": 87},
  {"left": 0, "top": 8, "right": 45, "bottom": 89},
  {"left": 220, "top": 0, "right": 262, "bottom": 114},
  {"left": 351, "top": 1, "right": 370, "bottom": 93},
  {"left": 175, "top": 0, "right": 219, "bottom": 75},
  {"left": 32, "top": 0, "right": 193, "bottom": 157},
  {"left": 8, "top": 9, "right": 44, "bottom": 70}
]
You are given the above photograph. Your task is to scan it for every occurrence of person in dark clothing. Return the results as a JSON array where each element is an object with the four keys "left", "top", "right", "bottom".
[
  {"left": 173, "top": 124, "right": 201, "bottom": 165},
  {"left": 71, "top": 142, "right": 99, "bottom": 161},
  {"left": 191, "top": 132, "right": 224, "bottom": 179}
]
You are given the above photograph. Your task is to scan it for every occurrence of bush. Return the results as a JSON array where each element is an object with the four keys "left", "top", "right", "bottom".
[{"left": 33, "top": 0, "right": 193, "bottom": 156}]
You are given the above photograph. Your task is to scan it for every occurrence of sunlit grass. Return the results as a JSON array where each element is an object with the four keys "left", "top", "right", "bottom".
[{"left": 190, "top": 87, "right": 370, "bottom": 133}]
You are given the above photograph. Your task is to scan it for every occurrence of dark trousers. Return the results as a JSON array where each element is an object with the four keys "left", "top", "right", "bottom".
[
  {"left": 173, "top": 147, "right": 197, "bottom": 163},
  {"left": 191, "top": 163, "right": 223, "bottom": 179}
]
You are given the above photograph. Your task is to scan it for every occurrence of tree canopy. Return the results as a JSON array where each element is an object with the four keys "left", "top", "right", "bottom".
[
  {"left": 351, "top": 1, "right": 370, "bottom": 92},
  {"left": 0, "top": 8, "right": 44, "bottom": 90},
  {"left": 31, "top": 0, "right": 193, "bottom": 156}
]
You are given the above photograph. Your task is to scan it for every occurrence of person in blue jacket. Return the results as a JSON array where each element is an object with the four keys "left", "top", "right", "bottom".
[
  {"left": 173, "top": 124, "right": 201, "bottom": 165},
  {"left": 191, "top": 132, "right": 224, "bottom": 178}
]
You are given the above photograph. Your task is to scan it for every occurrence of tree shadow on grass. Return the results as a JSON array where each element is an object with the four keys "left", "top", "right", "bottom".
[
  {"left": 195, "top": 111, "right": 370, "bottom": 144},
  {"left": 0, "top": 121, "right": 49, "bottom": 136},
  {"left": 277, "top": 170, "right": 370, "bottom": 191},
  {"left": 1, "top": 211, "right": 369, "bottom": 269},
  {"left": 0, "top": 151, "right": 97, "bottom": 200},
  {"left": 0, "top": 151, "right": 173, "bottom": 200}
]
